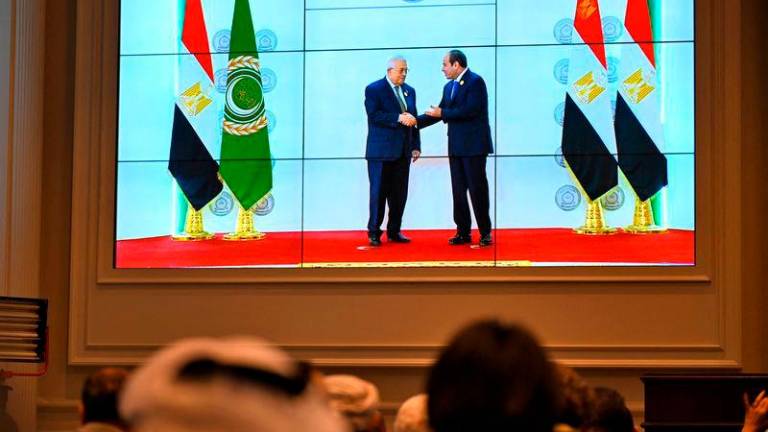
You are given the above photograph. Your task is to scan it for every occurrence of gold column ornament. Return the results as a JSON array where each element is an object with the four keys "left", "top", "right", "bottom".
[
  {"left": 172, "top": 204, "right": 215, "bottom": 241},
  {"left": 625, "top": 197, "right": 667, "bottom": 234},
  {"left": 223, "top": 206, "right": 265, "bottom": 241},
  {"left": 574, "top": 198, "right": 617, "bottom": 235}
]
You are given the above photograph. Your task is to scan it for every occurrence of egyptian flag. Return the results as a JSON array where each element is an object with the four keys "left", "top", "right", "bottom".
[
  {"left": 168, "top": 0, "right": 223, "bottom": 211},
  {"left": 614, "top": 0, "right": 667, "bottom": 202},
  {"left": 561, "top": 0, "right": 618, "bottom": 201}
]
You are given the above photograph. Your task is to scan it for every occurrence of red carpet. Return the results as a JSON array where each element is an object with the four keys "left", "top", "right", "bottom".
[{"left": 116, "top": 228, "right": 694, "bottom": 268}]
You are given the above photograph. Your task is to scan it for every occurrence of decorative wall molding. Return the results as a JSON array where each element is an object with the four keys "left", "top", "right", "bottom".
[{"left": 2, "top": 0, "right": 46, "bottom": 430}]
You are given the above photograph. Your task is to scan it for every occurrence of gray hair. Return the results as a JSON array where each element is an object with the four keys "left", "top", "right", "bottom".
[{"left": 387, "top": 55, "right": 407, "bottom": 70}]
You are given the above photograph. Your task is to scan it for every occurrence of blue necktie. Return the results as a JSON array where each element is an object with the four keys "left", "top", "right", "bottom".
[{"left": 450, "top": 80, "right": 459, "bottom": 100}]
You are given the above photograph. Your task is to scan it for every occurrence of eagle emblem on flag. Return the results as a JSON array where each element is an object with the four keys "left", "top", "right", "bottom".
[
  {"left": 179, "top": 82, "right": 213, "bottom": 117},
  {"left": 622, "top": 68, "right": 656, "bottom": 104},
  {"left": 573, "top": 71, "right": 606, "bottom": 104}
]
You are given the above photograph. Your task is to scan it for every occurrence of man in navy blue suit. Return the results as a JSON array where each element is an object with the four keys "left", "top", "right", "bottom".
[
  {"left": 364, "top": 56, "right": 421, "bottom": 246},
  {"left": 419, "top": 50, "right": 493, "bottom": 247}
]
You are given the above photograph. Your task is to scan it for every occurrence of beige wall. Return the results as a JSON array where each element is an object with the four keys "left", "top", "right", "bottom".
[{"left": 0, "top": 0, "right": 759, "bottom": 430}]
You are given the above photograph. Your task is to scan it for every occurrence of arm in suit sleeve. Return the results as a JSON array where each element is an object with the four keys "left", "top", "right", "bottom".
[
  {"left": 441, "top": 78, "right": 487, "bottom": 122},
  {"left": 365, "top": 85, "right": 399, "bottom": 129},
  {"left": 411, "top": 91, "right": 421, "bottom": 152},
  {"left": 416, "top": 90, "right": 447, "bottom": 129}
]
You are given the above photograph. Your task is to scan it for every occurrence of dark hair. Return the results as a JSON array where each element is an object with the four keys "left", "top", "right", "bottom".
[
  {"left": 426, "top": 320, "right": 560, "bottom": 432},
  {"left": 447, "top": 49, "right": 467, "bottom": 68},
  {"left": 555, "top": 363, "right": 596, "bottom": 427},
  {"left": 177, "top": 358, "right": 311, "bottom": 396},
  {"left": 587, "top": 387, "right": 634, "bottom": 432},
  {"left": 81, "top": 368, "right": 129, "bottom": 426}
]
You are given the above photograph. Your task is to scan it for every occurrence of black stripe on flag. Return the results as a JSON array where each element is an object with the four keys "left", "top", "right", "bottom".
[
  {"left": 168, "top": 105, "right": 223, "bottom": 211},
  {"left": 561, "top": 93, "right": 618, "bottom": 201},
  {"left": 614, "top": 94, "right": 668, "bottom": 201}
]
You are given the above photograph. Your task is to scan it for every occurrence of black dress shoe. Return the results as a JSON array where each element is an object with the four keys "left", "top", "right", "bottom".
[
  {"left": 368, "top": 235, "right": 381, "bottom": 246},
  {"left": 387, "top": 233, "right": 411, "bottom": 243},
  {"left": 479, "top": 233, "right": 493, "bottom": 247},
  {"left": 448, "top": 234, "right": 471, "bottom": 245}
]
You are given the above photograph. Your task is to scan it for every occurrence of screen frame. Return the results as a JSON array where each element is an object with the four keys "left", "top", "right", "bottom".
[{"left": 87, "top": 0, "right": 713, "bottom": 285}]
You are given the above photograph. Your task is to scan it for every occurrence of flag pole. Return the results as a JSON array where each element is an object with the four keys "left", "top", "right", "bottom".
[
  {"left": 223, "top": 204, "right": 265, "bottom": 241},
  {"left": 624, "top": 194, "right": 667, "bottom": 234},
  {"left": 172, "top": 201, "right": 215, "bottom": 241},
  {"left": 574, "top": 195, "right": 617, "bottom": 235}
]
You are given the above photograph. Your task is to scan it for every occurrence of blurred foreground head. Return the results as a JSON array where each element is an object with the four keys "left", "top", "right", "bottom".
[
  {"left": 394, "top": 394, "right": 431, "bottom": 432},
  {"left": 427, "top": 320, "right": 560, "bottom": 432},
  {"left": 324, "top": 374, "right": 385, "bottom": 432},
  {"left": 80, "top": 367, "right": 129, "bottom": 430},
  {"left": 554, "top": 363, "right": 596, "bottom": 428},
  {"left": 586, "top": 387, "right": 636, "bottom": 432},
  {"left": 119, "top": 336, "right": 348, "bottom": 432}
]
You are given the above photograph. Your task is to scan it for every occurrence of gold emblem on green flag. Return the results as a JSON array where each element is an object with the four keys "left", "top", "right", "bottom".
[
  {"left": 223, "top": 56, "right": 268, "bottom": 136},
  {"left": 623, "top": 68, "right": 656, "bottom": 104}
]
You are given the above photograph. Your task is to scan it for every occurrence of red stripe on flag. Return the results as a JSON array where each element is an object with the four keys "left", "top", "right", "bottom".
[
  {"left": 574, "top": 0, "right": 607, "bottom": 69},
  {"left": 624, "top": 0, "right": 656, "bottom": 67},
  {"left": 182, "top": 0, "right": 215, "bottom": 82}
]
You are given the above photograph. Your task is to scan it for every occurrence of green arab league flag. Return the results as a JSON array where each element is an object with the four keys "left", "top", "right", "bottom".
[{"left": 219, "top": 0, "right": 273, "bottom": 211}]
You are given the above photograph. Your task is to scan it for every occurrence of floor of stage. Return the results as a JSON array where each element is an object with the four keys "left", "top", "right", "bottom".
[{"left": 115, "top": 228, "right": 694, "bottom": 268}]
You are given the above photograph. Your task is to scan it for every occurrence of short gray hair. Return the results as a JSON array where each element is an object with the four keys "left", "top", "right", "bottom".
[{"left": 387, "top": 55, "right": 407, "bottom": 70}]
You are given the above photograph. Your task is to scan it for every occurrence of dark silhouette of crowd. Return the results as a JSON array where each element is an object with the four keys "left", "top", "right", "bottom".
[{"left": 74, "top": 320, "right": 768, "bottom": 432}]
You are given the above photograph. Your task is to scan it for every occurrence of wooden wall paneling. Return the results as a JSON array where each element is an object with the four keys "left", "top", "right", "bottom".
[{"left": 1, "top": 0, "right": 46, "bottom": 429}]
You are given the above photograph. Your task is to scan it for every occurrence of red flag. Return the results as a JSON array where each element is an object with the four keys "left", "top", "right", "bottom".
[
  {"left": 574, "top": 0, "right": 607, "bottom": 69},
  {"left": 181, "top": 0, "right": 214, "bottom": 82},
  {"left": 624, "top": 0, "right": 655, "bottom": 66}
]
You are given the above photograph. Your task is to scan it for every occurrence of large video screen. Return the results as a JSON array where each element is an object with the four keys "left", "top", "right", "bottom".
[{"left": 116, "top": 0, "right": 695, "bottom": 268}]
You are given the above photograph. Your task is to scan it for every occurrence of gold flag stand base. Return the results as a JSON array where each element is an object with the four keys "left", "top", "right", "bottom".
[
  {"left": 624, "top": 197, "right": 667, "bottom": 234},
  {"left": 574, "top": 200, "right": 617, "bottom": 235},
  {"left": 223, "top": 207, "right": 266, "bottom": 241},
  {"left": 172, "top": 205, "right": 215, "bottom": 241}
]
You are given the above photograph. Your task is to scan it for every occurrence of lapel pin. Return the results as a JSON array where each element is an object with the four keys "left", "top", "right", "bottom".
[
  {"left": 460, "top": 80, "right": 465, "bottom": 86},
  {"left": 404, "top": 91, "right": 408, "bottom": 97}
]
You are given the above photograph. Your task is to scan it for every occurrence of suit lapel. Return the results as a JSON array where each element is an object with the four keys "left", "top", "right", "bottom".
[
  {"left": 402, "top": 85, "right": 414, "bottom": 114},
  {"left": 382, "top": 77, "right": 402, "bottom": 112}
]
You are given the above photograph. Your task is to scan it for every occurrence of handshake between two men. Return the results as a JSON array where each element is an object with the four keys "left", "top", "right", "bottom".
[
  {"left": 398, "top": 105, "right": 442, "bottom": 128},
  {"left": 364, "top": 50, "right": 493, "bottom": 248}
]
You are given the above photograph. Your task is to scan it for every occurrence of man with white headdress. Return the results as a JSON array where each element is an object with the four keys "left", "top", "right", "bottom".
[
  {"left": 394, "top": 394, "right": 432, "bottom": 432},
  {"left": 119, "top": 336, "right": 349, "bottom": 432},
  {"left": 324, "top": 374, "right": 386, "bottom": 432}
]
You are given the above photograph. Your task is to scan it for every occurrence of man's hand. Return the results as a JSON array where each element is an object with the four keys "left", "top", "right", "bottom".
[
  {"left": 411, "top": 150, "right": 421, "bottom": 162},
  {"left": 743, "top": 390, "right": 768, "bottom": 432},
  {"left": 425, "top": 105, "right": 442, "bottom": 118},
  {"left": 398, "top": 113, "right": 417, "bottom": 127}
]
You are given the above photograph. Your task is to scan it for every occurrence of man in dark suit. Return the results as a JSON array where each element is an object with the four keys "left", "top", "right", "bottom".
[
  {"left": 364, "top": 56, "right": 421, "bottom": 246},
  {"left": 419, "top": 49, "right": 493, "bottom": 246}
]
